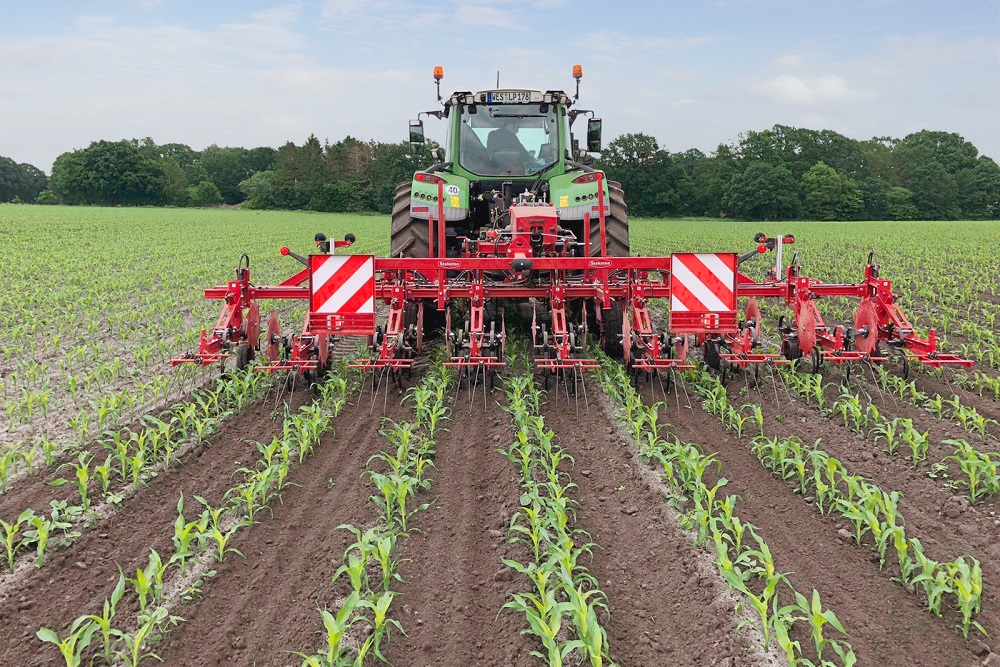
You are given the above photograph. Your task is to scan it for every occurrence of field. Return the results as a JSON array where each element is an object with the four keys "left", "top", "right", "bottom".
[{"left": 1, "top": 205, "right": 999, "bottom": 667}]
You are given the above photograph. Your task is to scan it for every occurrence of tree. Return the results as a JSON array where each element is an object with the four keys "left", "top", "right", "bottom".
[
  {"left": 598, "top": 133, "right": 690, "bottom": 217},
  {"left": 200, "top": 145, "right": 252, "bottom": 204},
  {"left": 186, "top": 180, "right": 223, "bottom": 207},
  {"left": 0, "top": 156, "right": 47, "bottom": 202},
  {"left": 50, "top": 140, "right": 163, "bottom": 206},
  {"left": 955, "top": 157, "right": 1000, "bottom": 220},
  {"left": 722, "top": 161, "right": 800, "bottom": 220},
  {"left": 801, "top": 161, "right": 864, "bottom": 220},
  {"left": 884, "top": 187, "right": 919, "bottom": 220},
  {"left": 159, "top": 160, "right": 188, "bottom": 206}
]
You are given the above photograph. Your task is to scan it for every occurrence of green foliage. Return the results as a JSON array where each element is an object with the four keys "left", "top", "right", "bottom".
[
  {"left": 801, "top": 161, "right": 864, "bottom": 220},
  {"left": 186, "top": 180, "right": 224, "bottom": 207},
  {"left": 722, "top": 161, "right": 801, "bottom": 220},
  {"left": 0, "top": 155, "right": 47, "bottom": 203}
]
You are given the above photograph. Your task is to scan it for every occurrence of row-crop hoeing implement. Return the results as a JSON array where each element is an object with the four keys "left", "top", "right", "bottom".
[{"left": 173, "top": 66, "right": 973, "bottom": 404}]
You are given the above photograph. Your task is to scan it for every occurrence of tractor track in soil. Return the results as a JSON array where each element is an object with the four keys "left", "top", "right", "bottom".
[
  {"left": 153, "top": 396, "right": 404, "bottom": 667},
  {"left": 0, "top": 392, "right": 307, "bottom": 667},
  {"left": 541, "top": 392, "right": 762, "bottom": 667},
  {"left": 665, "top": 374, "right": 992, "bottom": 666},
  {"left": 381, "top": 401, "right": 534, "bottom": 667}
]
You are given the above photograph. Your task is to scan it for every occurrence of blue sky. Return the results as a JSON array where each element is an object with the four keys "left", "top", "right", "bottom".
[{"left": 1, "top": 0, "right": 997, "bottom": 171}]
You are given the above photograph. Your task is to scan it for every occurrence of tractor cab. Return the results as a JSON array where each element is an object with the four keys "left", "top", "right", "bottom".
[{"left": 447, "top": 90, "right": 569, "bottom": 178}]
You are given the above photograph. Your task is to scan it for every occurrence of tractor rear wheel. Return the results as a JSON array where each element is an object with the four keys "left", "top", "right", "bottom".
[
  {"left": 588, "top": 180, "right": 630, "bottom": 257},
  {"left": 390, "top": 182, "right": 431, "bottom": 258},
  {"left": 392, "top": 181, "right": 446, "bottom": 337},
  {"left": 590, "top": 181, "right": 629, "bottom": 359}
]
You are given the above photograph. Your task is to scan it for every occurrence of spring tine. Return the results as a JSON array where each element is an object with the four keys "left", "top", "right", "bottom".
[
  {"left": 383, "top": 369, "right": 390, "bottom": 415},
  {"left": 470, "top": 363, "right": 480, "bottom": 411},
  {"left": 573, "top": 365, "right": 580, "bottom": 415},
  {"left": 657, "top": 370, "right": 668, "bottom": 404},
  {"left": 671, "top": 369, "right": 682, "bottom": 412},
  {"left": 272, "top": 372, "right": 288, "bottom": 413},
  {"left": 679, "top": 371, "right": 693, "bottom": 410},
  {"left": 579, "top": 365, "right": 590, "bottom": 415},
  {"left": 483, "top": 366, "right": 489, "bottom": 412},
  {"left": 453, "top": 366, "right": 463, "bottom": 404},
  {"left": 369, "top": 366, "right": 385, "bottom": 415},
  {"left": 563, "top": 367, "right": 572, "bottom": 406}
]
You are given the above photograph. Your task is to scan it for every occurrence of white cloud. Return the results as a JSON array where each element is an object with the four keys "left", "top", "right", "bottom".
[{"left": 758, "top": 74, "right": 871, "bottom": 105}]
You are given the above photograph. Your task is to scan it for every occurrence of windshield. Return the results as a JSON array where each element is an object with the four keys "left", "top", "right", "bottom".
[{"left": 457, "top": 103, "right": 559, "bottom": 177}]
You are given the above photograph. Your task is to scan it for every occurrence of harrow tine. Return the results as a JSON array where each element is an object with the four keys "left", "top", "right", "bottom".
[
  {"left": 656, "top": 370, "right": 668, "bottom": 405},
  {"left": 679, "top": 371, "right": 693, "bottom": 410},
  {"left": 453, "top": 366, "right": 464, "bottom": 405},
  {"left": 865, "top": 362, "right": 887, "bottom": 404},
  {"left": 369, "top": 366, "right": 387, "bottom": 415},
  {"left": 670, "top": 369, "right": 681, "bottom": 413},
  {"left": 767, "top": 366, "right": 784, "bottom": 406},
  {"left": 272, "top": 371, "right": 289, "bottom": 413},
  {"left": 470, "top": 362, "right": 480, "bottom": 411},
  {"left": 383, "top": 369, "right": 391, "bottom": 415},
  {"left": 578, "top": 365, "right": 590, "bottom": 415},
  {"left": 573, "top": 365, "right": 580, "bottom": 415}
]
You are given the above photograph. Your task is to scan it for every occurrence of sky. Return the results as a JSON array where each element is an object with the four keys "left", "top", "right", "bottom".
[{"left": 1, "top": 0, "right": 998, "bottom": 172}]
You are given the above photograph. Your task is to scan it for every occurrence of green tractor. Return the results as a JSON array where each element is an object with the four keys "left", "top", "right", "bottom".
[{"left": 392, "top": 64, "right": 629, "bottom": 262}]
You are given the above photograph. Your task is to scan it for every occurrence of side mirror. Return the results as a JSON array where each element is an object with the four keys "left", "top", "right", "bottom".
[
  {"left": 586, "top": 118, "right": 602, "bottom": 152},
  {"left": 408, "top": 120, "right": 425, "bottom": 151}
]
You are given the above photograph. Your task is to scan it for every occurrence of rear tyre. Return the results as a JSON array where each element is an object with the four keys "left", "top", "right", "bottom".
[
  {"left": 392, "top": 181, "right": 446, "bottom": 337},
  {"left": 588, "top": 180, "right": 630, "bottom": 257},
  {"left": 390, "top": 182, "right": 431, "bottom": 258}
]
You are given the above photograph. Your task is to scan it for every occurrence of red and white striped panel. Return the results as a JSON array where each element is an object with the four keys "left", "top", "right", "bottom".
[
  {"left": 308, "top": 255, "right": 375, "bottom": 335},
  {"left": 668, "top": 252, "right": 738, "bottom": 333}
]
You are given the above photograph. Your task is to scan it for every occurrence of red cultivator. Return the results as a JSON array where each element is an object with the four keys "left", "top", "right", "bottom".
[{"left": 173, "top": 188, "right": 972, "bottom": 395}]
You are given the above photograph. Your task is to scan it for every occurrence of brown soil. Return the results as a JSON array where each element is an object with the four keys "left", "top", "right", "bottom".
[
  {"left": 0, "top": 393, "right": 304, "bottom": 666},
  {"left": 677, "top": 370, "right": 994, "bottom": 666},
  {"left": 541, "top": 400, "right": 763, "bottom": 667},
  {"left": 152, "top": 395, "right": 403, "bottom": 666},
  {"left": 381, "top": 402, "right": 535, "bottom": 667}
]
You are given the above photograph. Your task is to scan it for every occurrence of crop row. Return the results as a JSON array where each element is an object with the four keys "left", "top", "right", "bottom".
[
  {"left": 499, "top": 341, "right": 615, "bottom": 667},
  {"left": 692, "top": 367, "right": 985, "bottom": 638},
  {"left": 295, "top": 350, "right": 451, "bottom": 666},
  {"left": 781, "top": 367, "right": 1000, "bottom": 504},
  {"left": 599, "top": 356, "right": 855, "bottom": 666},
  {"left": 1, "top": 369, "right": 272, "bottom": 577},
  {"left": 34, "top": 368, "right": 350, "bottom": 666}
]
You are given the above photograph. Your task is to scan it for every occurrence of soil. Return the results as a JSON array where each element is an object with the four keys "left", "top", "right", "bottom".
[
  {"left": 542, "top": 401, "right": 764, "bottom": 667},
  {"left": 666, "top": 369, "right": 994, "bottom": 666},
  {"left": 8, "top": 357, "right": 1000, "bottom": 667},
  {"left": 153, "top": 395, "right": 404, "bottom": 666},
  {"left": 380, "top": 401, "right": 534, "bottom": 667},
  {"left": 0, "top": 392, "right": 305, "bottom": 666}
]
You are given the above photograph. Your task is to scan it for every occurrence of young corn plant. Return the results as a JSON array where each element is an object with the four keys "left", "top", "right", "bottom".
[
  {"left": 945, "top": 439, "right": 1000, "bottom": 504},
  {"left": 1, "top": 508, "right": 35, "bottom": 572},
  {"left": 85, "top": 572, "right": 127, "bottom": 665},
  {"left": 36, "top": 615, "right": 99, "bottom": 667}
]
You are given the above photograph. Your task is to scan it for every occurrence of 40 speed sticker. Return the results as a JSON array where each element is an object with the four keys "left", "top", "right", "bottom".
[{"left": 445, "top": 185, "right": 460, "bottom": 196}]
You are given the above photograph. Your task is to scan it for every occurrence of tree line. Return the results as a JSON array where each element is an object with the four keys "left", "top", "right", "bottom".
[
  {"left": 1, "top": 125, "right": 997, "bottom": 220},
  {"left": 596, "top": 127, "right": 1000, "bottom": 220}
]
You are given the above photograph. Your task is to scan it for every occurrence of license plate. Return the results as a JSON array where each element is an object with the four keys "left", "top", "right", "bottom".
[{"left": 487, "top": 91, "right": 530, "bottom": 104}]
